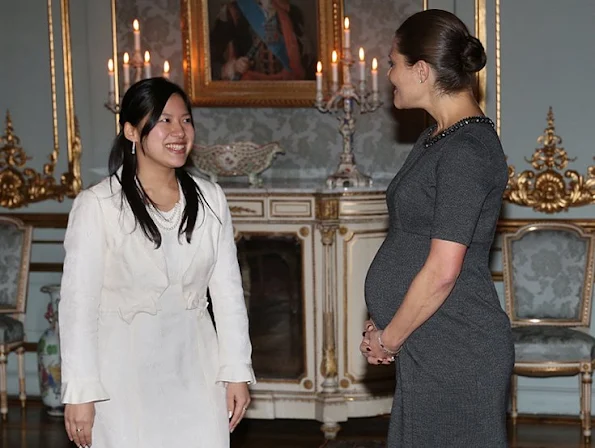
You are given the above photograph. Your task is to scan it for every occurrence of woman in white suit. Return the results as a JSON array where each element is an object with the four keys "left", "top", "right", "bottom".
[{"left": 59, "top": 78, "right": 255, "bottom": 448}]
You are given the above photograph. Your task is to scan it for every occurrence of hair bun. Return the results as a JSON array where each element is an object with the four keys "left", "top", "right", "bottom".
[{"left": 461, "top": 36, "right": 486, "bottom": 73}]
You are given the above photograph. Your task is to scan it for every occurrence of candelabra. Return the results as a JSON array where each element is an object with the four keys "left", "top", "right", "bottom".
[
  {"left": 105, "top": 19, "right": 171, "bottom": 115},
  {"left": 315, "top": 18, "right": 381, "bottom": 189}
]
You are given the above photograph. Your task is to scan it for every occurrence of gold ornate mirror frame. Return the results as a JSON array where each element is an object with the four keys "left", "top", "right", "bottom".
[
  {"left": 109, "top": 0, "right": 121, "bottom": 133},
  {"left": 0, "top": 0, "right": 82, "bottom": 209},
  {"left": 504, "top": 107, "right": 595, "bottom": 213}
]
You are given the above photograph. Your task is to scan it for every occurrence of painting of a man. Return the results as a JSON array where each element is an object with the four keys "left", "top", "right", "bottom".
[{"left": 209, "top": 0, "right": 316, "bottom": 81}]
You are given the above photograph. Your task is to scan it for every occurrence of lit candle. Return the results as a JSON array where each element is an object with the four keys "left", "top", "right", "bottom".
[
  {"left": 358, "top": 48, "right": 366, "bottom": 81},
  {"left": 144, "top": 51, "right": 151, "bottom": 78},
  {"left": 108, "top": 58, "right": 115, "bottom": 98},
  {"left": 343, "top": 17, "right": 350, "bottom": 51},
  {"left": 331, "top": 50, "right": 339, "bottom": 91},
  {"left": 123, "top": 52, "right": 130, "bottom": 91},
  {"left": 316, "top": 61, "right": 323, "bottom": 96},
  {"left": 163, "top": 60, "right": 170, "bottom": 79},
  {"left": 371, "top": 58, "right": 378, "bottom": 93},
  {"left": 133, "top": 19, "right": 141, "bottom": 54}
]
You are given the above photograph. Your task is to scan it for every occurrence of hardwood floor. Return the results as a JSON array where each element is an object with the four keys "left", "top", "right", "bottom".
[{"left": 0, "top": 402, "right": 593, "bottom": 448}]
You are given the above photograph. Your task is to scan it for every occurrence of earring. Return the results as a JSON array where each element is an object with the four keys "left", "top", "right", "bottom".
[
  {"left": 419, "top": 79, "right": 423, "bottom": 84},
  {"left": 132, "top": 142, "right": 136, "bottom": 155}
]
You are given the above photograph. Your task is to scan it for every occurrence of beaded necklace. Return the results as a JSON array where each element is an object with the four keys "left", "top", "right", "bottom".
[{"left": 424, "top": 116, "right": 495, "bottom": 148}]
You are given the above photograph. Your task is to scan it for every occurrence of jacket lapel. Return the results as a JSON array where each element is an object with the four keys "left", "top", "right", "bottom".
[
  {"left": 180, "top": 210, "right": 208, "bottom": 279},
  {"left": 116, "top": 198, "right": 168, "bottom": 282},
  {"left": 136, "top": 228, "right": 168, "bottom": 278}
]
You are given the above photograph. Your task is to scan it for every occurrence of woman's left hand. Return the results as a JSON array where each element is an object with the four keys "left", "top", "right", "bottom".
[
  {"left": 368, "top": 330, "right": 395, "bottom": 361},
  {"left": 360, "top": 326, "right": 397, "bottom": 365},
  {"left": 227, "top": 382, "right": 251, "bottom": 433}
]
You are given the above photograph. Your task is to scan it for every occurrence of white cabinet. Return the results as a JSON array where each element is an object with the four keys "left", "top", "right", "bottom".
[{"left": 222, "top": 182, "right": 393, "bottom": 439}]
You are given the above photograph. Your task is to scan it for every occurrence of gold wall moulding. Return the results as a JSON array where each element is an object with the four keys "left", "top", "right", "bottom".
[
  {"left": 0, "top": 111, "right": 81, "bottom": 209},
  {"left": 504, "top": 107, "right": 595, "bottom": 213},
  {"left": 1, "top": 0, "right": 83, "bottom": 209}
]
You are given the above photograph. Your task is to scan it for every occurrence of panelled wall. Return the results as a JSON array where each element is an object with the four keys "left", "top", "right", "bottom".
[
  {"left": 486, "top": 0, "right": 595, "bottom": 414},
  {"left": 1, "top": 0, "right": 594, "bottom": 416}
]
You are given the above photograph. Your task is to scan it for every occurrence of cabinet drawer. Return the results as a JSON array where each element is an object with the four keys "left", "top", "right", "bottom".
[
  {"left": 270, "top": 199, "right": 314, "bottom": 218},
  {"left": 340, "top": 199, "right": 388, "bottom": 217},
  {"left": 228, "top": 200, "right": 265, "bottom": 218}
]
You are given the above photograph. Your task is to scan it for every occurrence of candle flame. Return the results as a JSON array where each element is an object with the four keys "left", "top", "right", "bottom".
[
  {"left": 123, "top": 52, "right": 130, "bottom": 64},
  {"left": 144, "top": 51, "right": 151, "bottom": 63},
  {"left": 359, "top": 48, "right": 365, "bottom": 61},
  {"left": 108, "top": 58, "right": 114, "bottom": 72},
  {"left": 344, "top": 17, "right": 349, "bottom": 30},
  {"left": 316, "top": 61, "right": 322, "bottom": 73},
  {"left": 133, "top": 19, "right": 140, "bottom": 31},
  {"left": 164, "top": 60, "right": 170, "bottom": 73},
  {"left": 332, "top": 50, "right": 338, "bottom": 63},
  {"left": 372, "top": 58, "right": 378, "bottom": 71}
]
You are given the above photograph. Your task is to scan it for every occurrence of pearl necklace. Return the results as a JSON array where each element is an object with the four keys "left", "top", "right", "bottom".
[
  {"left": 135, "top": 176, "right": 183, "bottom": 231},
  {"left": 424, "top": 116, "right": 494, "bottom": 148},
  {"left": 149, "top": 201, "right": 182, "bottom": 231}
]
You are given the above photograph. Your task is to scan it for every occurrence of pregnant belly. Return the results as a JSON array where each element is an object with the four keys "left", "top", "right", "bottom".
[{"left": 364, "top": 230, "right": 428, "bottom": 329}]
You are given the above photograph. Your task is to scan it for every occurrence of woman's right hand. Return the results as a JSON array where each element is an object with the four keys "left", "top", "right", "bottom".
[
  {"left": 64, "top": 402, "right": 96, "bottom": 447},
  {"left": 364, "top": 319, "right": 377, "bottom": 333}
]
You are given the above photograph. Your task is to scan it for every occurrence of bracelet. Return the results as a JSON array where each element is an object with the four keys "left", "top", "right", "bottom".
[{"left": 378, "top": 331, "right": 401, "bottom": 357}]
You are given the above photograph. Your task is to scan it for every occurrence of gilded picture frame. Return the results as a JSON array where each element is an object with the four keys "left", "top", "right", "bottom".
[{"left": 181, "top": 0, "right": 344, "bottom": 107}]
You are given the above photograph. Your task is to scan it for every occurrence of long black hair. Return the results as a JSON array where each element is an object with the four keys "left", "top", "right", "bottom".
[{"left": 108, "top": 77, "right": 207, "bottom": 248}]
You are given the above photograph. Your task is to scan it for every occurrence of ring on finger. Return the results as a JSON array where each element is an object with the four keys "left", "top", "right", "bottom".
[{"left": 76, "top": 428, "right": 83, "bottom": 432}]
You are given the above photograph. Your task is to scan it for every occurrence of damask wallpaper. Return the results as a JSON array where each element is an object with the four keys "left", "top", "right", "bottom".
[{"left": 116, "top": 0, "right": 424, "bottom": 180}]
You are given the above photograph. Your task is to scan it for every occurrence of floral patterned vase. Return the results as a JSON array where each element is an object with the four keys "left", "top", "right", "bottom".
[{"left": 38, "top": 284, "right": 64, "bottom": 417}]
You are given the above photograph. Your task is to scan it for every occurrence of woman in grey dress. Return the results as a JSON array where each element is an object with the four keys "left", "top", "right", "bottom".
[{"left": 360, "top": 10, "right": 514, "bottom": 448}]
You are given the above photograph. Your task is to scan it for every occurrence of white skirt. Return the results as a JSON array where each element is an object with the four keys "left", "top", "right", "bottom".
[{"left": 93, "top": 284, "right": 229, "bottom": 447}]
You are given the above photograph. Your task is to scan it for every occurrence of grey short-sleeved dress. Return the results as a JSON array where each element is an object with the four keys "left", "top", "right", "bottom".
[{"left": 365, "top": 119, "right": 514, "bottom": 448}]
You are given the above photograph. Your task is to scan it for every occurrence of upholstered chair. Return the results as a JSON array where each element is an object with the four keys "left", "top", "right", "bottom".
[
  {"left": 0, "top": 216, "right": 33, "bottom": 420},
  {"left": 503, "top": 222, "right": 595, "bottom": 438}
]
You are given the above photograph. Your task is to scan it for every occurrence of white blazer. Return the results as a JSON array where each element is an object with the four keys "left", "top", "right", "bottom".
[{"left": 59, "top": 174, "right": 255, "bottom": 404}]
